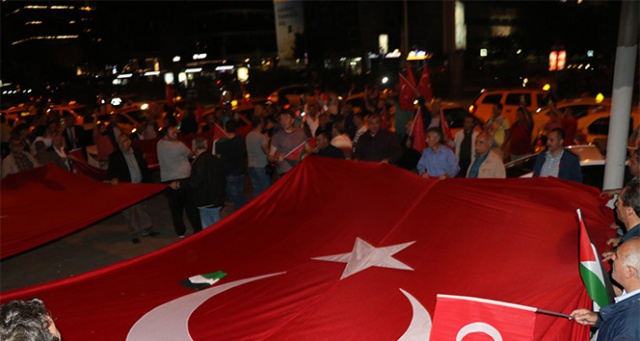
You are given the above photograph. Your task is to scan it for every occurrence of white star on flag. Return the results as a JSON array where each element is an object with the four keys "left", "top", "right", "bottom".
[{"left": 312, "top": 237, "right": 415, "bottom": 279}]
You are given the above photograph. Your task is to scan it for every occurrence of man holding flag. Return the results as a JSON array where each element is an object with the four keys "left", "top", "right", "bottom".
[
  {"left": 570, "top": 237, "right": 640, "bottom": 340},
  {"left": 269, "top": 110, "right": 311, "bottom": 177}
]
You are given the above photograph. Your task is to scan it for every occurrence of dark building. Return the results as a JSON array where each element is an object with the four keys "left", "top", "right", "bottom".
[
  {"left": 2, "top": 1, "right": 99, "bottom": 83},
  {"left": 0, "top": 1, "right": 623, "bottom": 102}
]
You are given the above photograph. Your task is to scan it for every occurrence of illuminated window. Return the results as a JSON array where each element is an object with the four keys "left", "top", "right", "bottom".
[
  {"left": 12, "top": 35, "right": 79, "bottom": 45},
  {"left": 25, "top": 21, "right": 43, "bottom": 25}
]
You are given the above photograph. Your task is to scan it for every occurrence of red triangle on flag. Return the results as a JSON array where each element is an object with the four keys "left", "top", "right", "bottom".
[{"left": 399, "top": 66, "right": 417, "bottom": 111}]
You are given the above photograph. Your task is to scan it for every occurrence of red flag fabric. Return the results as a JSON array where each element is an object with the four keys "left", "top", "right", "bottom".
[
  {"left": 411, "top": 107, "right": 426, "bottom": 152},
  {"left": 417, "top": 65, "right": 434, "bottom": 102},
  {"left": 399, "top": 72, "right": 417, "bottom": 111},
  {"left": 0, "top": 164, "right": 166, "bottom": 259},
  {"left": 1, "top": 158, "right": 612, "bottom": 340},
  {"left": 212, "top": 122, "right": 229, "bottom": 140},
  {"left": 131, "top": 138, "right": 161, "bottom": 166},
  {"left": 431, "top": 294, "right": 536, "bottom": 340},
  {"left": 165, "top": 84, "right": 175, "bottom": 108}
]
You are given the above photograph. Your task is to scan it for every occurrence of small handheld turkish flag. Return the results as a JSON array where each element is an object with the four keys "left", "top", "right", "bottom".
[{"left": 431, "top": 294, "right": 537, "bottom": 340}]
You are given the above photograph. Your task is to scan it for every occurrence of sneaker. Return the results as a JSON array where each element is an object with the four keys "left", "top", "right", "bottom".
[
  {"left": 178, "top": 235, "right": 185, "bottom": 238},
  {"left": 132, "top": 237, "right": 141, "bottom": 244}
]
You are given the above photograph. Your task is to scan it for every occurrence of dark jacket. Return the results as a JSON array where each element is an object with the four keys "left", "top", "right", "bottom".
[
  {"left": 107, "top": 147, "right": 151, "bottom": 183},
  {"left": 178, "top": 152, "right": 225, "bottom": 208},
  {"left": 532, "top": 149, "right": 583, "bottom": 183},
  {"left": 595, "top": 293, "right": 640, "bottom": 341},
  {"left": 352, "top": 129, "right": 402, "bottom": 164},
  {"left": 62, "top": 125, "right": 85, "bottom": 151},
  {"left": 314, "top": 145, "right": 345, "bottom": 159}
]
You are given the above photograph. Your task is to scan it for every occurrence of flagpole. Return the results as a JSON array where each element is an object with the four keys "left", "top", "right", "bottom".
[
  {"left": 282, "top": 138, "right": 310, "bottom": 159},
  {"left": 535, "top": 308, "right": 572, "bottom": 319},
  {"left": 398, "top": 73, "right": 418, "bottom": 93}
]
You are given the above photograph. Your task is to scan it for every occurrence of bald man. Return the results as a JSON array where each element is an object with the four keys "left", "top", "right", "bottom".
[
  {"left": 570, "top": 237, "right": 640, "bottom": 340},
  {"left": 466, "top": 132, "right": 506, "bottom": 178}
]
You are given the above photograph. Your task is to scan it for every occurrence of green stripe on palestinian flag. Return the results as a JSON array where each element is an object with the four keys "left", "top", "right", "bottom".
[
  {"left": 577, "top": 209, "right": 610, "bottom": 308},
  {"left": 180, "top": 270, "right": 227, "bottom": 291}
]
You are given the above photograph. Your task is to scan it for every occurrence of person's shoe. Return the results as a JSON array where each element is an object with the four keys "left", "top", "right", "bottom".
[
  {"left": 178, "top": 235, "right": 185, "bottom": 238},
  {"left": 132, "top": 237, "right": 141, "bottom": 244},
  {"left": 144, "top": 231, "right": 160, "bottom": 237}
]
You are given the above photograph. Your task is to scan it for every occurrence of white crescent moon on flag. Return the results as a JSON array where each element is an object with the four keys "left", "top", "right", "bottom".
[
  {"left": 126, "top": 272, "right": 285, "bottom": 341},
  {"left": 456, "top": 322, "right": 502, "bottom": 341},
  {"left": 397, "top": 288, "right": 432, "bottom": 340}
]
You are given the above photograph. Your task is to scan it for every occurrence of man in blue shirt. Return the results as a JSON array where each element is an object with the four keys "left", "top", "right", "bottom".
[{"left": 416, "top": 127, "right": 459, "bottom": 179}]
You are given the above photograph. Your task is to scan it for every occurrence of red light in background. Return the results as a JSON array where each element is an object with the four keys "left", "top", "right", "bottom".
[{"left": 549, "top": 51, "right": 558, "bottom": 71}]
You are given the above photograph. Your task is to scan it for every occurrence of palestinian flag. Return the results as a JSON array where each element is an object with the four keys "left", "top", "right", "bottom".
[
  {"left": 577, "top": 209, "right": 610, "bottom": 309},
  {"left": 180, "top": 270, "right": 227, "bottom": 291}
]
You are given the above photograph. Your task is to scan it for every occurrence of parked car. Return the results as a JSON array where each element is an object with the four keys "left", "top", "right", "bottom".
[
  {"left": 468, "top": 88, "right": 548, "bottom": 125},
  {"left": 47, "top": 102, "right": 92, "bottom": 130},
  {"left": 97, "top": 105, "right": 154, "bottom": 135},
  {"left": 531, "top": 97, "right": 612, "bottom": 144},
  {"left": 267, "top": 84, "right": 314, "bottom": 110},
  {"left": 2, "top": 102, "right": 91, "bottom": 130},
  {"left": 1, "top": 104, "right": 35, "bottom": 127},
  {"left": 576, "top": 106, "right": 640, "bottom": 147}
]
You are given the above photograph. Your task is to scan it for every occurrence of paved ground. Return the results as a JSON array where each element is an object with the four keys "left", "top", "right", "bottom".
[{"left": 0, "top": 187, "right": 242, "bottom": 293}]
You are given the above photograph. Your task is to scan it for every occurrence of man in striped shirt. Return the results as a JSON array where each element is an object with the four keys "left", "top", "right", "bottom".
[{"left": 532, "top": 128, "right": 582, "bottom": 183}]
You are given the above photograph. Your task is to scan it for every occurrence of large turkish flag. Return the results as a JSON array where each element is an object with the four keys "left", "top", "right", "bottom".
[{"left": 1, "top": 158, "right": 612, "bottom": 340}]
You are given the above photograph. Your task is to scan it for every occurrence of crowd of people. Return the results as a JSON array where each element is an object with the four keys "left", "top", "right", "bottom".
[
  {"left": 1, "top": 86, "right": 639, "bottom": 340},
  {"left": 0, "top": 87, "right": 608, "bottom": 241},
  {"left": 1, "top": 84, "right": 631, "bottom": 248}
]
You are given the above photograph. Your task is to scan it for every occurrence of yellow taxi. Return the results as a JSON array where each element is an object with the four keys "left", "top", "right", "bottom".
[
  {"left": 531, "top": 96, "right": 612, "bottom": 143},
  {"left": 468, "top": 88, "right": 548, "bottom": 125}
]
